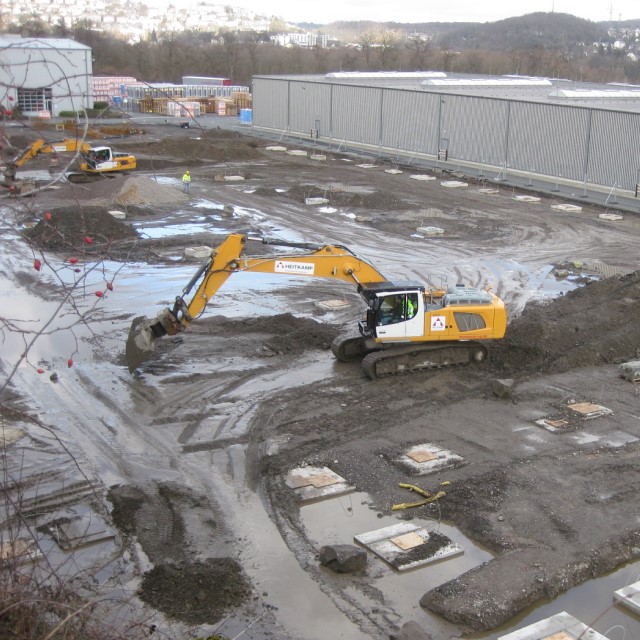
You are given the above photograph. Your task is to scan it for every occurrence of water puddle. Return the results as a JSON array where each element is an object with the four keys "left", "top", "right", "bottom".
[
  {"left": 300, "top": 491, "right": 492, "bottom": 634},
  {"left": 471, "top": 559, "right": 640, "bottom": 639}
]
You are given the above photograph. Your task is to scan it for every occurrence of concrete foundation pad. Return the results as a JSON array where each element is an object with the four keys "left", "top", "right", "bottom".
[
  {"left": 410, "top": 174, "right": 436, "bottom": 181},
  {"left": 535, "top": 419, "right": 570, "bottom": 433},
  {"left": 356, "top": 163, "right": 377, "bottom": 168},
  {"left": 441, "top": 180, "right": 468, "bottom": 188},
  {"left": 287, "top": 150, "right": 308, "bottom": 156},
  {"left": 567, "top": 402, "right": 612, "bottom": 419},
  {"left": 305, "top": 197, "right": 329, "bottom": 205},
  {"left": 614, "top": 580, "right": 640, "bottom": 614},
  {"left": 184, "top": 246, "right": 212, "bottom": 260},
  {"left": 514, "top": 195, "right": 541, "bottom": 202},
  {"left": 0, "top": 427, "right": 24, "bottom": 446},
  {"left": 599, "top": 213, "right": 623, "bottom": 221},
  {"left": 310, "top": 154, "right": 326, "bottom": 161},
  {"left": 354, "top": 522, "right": 463, "bottom": 571},
  {"left": 108, "top": 210, "right": 126, "bottom": 219},
  {"left": 399, "top": 443, "right": 464, "bottom": 475},
  {"left": 285, "top": 466, "right": 355, "bottom": 502},
  {"left": 385, "top": 169, "right": 403, "bottom": 174},
  {"left": 265, "top": 145, "right": 287, "bottom": 152},
  {"left": 417, "top": 226, "right": 444, "bottom": 236},
  {"left": 479, "top": 187, "right": 500, "bottom": 194},
  {"left": 498, "top": 611, "right": 608, "bottom": 639},
  {"left": 551, "top": 204, "right": 582, "bottom": 212},
  {"left": 53, "top": 516, "right": 116, "bottom": 550},
  {"left": 0, "top": 539, "right": 42, "bottom": 564},
  {"left": 224, "top": 175, "right": 245, "bottom": 181},
  {"left": 315, "top": 299, "right": 350, "bottom": 310}
]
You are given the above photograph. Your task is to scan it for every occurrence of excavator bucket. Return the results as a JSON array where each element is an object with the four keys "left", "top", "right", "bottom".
[{"left": 125, "top": 316, "right": 157, "bottom": 373}]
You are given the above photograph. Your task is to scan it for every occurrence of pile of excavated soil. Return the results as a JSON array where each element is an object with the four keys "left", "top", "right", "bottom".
[
  {"left": 85, "top": 175, "right": 188, "bottom": 207},
  {"left": 138, "top": 559, "right": 251, "bottom": 625},
  {"left": 142, "top": 131, "right": 263, "bottom": 162},
  {"left": 25, "top": 206, "right": 139, "bottom": 250},
  {"left": 493, "top": 270, "right": 640, "bottom": 375}
]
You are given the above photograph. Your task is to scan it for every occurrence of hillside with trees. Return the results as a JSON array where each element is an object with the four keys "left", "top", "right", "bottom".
[{"left": 4, "top": 12, "right": 640, "bottom": 85}]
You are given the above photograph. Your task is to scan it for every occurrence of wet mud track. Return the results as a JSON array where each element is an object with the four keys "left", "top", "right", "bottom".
[{"left": 2, "top": 125, "right": 640, "bottom": 639}]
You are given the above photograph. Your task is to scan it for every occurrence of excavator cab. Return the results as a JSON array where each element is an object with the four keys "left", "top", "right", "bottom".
[{"left": 358, "top": 283, "right": 425, "bottom": 340}]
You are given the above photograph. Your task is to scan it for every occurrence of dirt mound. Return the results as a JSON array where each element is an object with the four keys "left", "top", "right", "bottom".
[
  {"left": 495, "top": 270, "right": 640, "bottom": 374},
  {"left": 26, "top": 206, "right": 139, "bottom": 250},
  {"left": 138, "top": 558, "right": 251, "bottom": 625},
  {"left": 210, "top": 313, "right": 340, "bottom": 354},
  {"left": 143, "top": 131, "right": 262, "bottom": 162},
  {"left": 84, "top": 175, "right": 188, "bottom": 207}
]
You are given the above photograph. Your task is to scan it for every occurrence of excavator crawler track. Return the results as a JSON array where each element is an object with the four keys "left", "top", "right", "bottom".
[
  {"left": 331, "top": 334, "right": 369, "bottom": 362},
  {"left": 361, "top": 342, "right": 487, "bottom": 380}
]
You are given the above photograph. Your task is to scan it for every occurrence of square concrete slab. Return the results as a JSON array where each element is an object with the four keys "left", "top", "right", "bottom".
[
  {"left": 385, "top": 169, "right": 403, "bottom": 174},
  {"left": 410, "top": 174, "right": 436, "bottom": 181},
  {"left": 567, "top": 402, "right": 613, "bottom": 419},
  {"left": 53, "top": 516, "right": 116, "bottom": 550},
  {"left": 356, "top": 163, "right": 377, "bottom": 168},
  {"left": 513, "top": 195, "right": 541, "bottom": 202},
  {"left": 354, "top": 522, "right": 463, "bottom": 571},
  {"left": 0, "top": 539, "right": 42, "bottom": 564},
  {"left": 315, "top": 299, "right": 350, "bottom": 311},
  {"left": 479, "top": 187, "right": 500, "bottom": 194},
  {"left": 441, "top": 180, "right": 468, "bottom": 188},
  {"left": 551, "top": 204, "right": 582, "bottom": 212},
  {"left": 285, "top": 466, "right": 355, "bottom": 502},
  {"left": 535, "top": 419, "right": 571, "bottom": 433},
  {"left": 399, "top": 443, "right": 463, "bottom": 475},
  {"left": 614, "top": 580, "right": 640, "bottom": 614},
  {"left": 498, "top": 611, "right": 608, "bottom": 639}
]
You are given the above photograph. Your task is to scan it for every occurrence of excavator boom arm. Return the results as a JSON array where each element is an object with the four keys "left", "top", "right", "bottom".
[
  {"left": 178, "top": 233, "right": 388, "bottom": 326},
  {"left": 11, "top": 138, "right": 91, "bottom": 166},
  {"left": 126, "top": 233, "right": 389, "bottom": 371}
]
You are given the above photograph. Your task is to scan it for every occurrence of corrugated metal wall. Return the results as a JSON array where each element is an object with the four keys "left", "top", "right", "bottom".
[
  {"left": 589, "top": 110, "right": 640, "bottom": 189},
  {"left": 252, "top": 76, "right": 640, "bottom": 191},
  {"left": 508, "top": 102, "right": 590, "bottom": 181}
]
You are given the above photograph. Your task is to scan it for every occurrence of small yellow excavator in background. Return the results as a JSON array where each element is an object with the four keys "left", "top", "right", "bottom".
[
  {"left": 2, "top": 137, "right": 137, "bottom": 189},
  {"left": 125, "top": 233, "right": 507, "bottom": 379}
]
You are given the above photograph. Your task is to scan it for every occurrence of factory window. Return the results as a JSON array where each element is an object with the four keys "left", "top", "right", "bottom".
[{"left": 17, "top": 87, "right": 53, "bottom": 114}]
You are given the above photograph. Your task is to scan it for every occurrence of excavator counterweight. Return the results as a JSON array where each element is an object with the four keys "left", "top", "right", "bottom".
[{"left": 125, "top": 233, "right": 507, "bottom": 378}]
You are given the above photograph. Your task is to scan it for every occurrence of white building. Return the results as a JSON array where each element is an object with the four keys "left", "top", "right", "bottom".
[
  {"left": 0, "top": 35, "right": 93, "bottom": 117},
  {"left": 270, "top": 33, "right": 329, "bottom": 48}
]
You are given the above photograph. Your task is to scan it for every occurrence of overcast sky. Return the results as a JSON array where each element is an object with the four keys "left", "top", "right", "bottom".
[{"left": 238, "top": 1, "right": 638, "bottom": 25}]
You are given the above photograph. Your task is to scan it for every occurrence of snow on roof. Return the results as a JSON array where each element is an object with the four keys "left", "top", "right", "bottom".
[
  {"left": 423, "top": 78, "right": 553, "bottom": 87},
  {"left": 0, "top": 35, "right": 90, "bottom": 51}
]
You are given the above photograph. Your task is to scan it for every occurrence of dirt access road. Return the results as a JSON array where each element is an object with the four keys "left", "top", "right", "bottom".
[{"left": 2, "top": 120, "right": 640, "bottom": 639}]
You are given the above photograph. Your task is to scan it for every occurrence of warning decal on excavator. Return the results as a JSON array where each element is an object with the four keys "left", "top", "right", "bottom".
[
  {"left": 274, "top": 260, "right": 315, "bottom": 275},
  {"left": 431, "top": 316, "right": 446, "bottom": 331}
]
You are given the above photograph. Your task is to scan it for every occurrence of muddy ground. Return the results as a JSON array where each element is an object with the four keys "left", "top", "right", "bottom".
[{"left": 2, "top": 118, "right": 640, "bottom": 639}]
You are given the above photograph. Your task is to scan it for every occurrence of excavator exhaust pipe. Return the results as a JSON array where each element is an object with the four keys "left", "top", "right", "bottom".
[{"left": 125, "top": 316, "right": 158, "bottom": 373}]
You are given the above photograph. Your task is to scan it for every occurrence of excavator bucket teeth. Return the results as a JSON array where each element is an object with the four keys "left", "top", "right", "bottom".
[{"left": 125, "top": 316, "right": 157, "bottom": 373}]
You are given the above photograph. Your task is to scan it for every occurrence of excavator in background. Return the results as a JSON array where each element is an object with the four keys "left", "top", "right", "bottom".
[
  {"left": 2, "top": 137, "right": 137, "bottom": 190},
  {"left": 125, "top": 233, "right": 507, "bottom": 379}
]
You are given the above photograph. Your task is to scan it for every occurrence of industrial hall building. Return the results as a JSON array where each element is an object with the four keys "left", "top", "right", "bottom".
[
  {"left": 251, "top": 71, "right": 640, "bottom": 199},
  {"left": 0, "top": 34, "right": 93, "bottom": 118}
]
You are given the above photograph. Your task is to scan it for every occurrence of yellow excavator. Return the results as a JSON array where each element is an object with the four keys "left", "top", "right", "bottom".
[
  {"left": 125, "top": 233, "right": 507, "bottom": 379},
  {"left": 3, "top": 137, "right": 136, "bottom": 188}
]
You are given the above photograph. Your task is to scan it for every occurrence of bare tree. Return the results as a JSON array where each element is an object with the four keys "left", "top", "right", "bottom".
[
  {"left": 376, "top": 30, "right": 400, "bottom": 70},
  {"left": 406, "top": 35, "right": 432, "bottom": 70}
]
